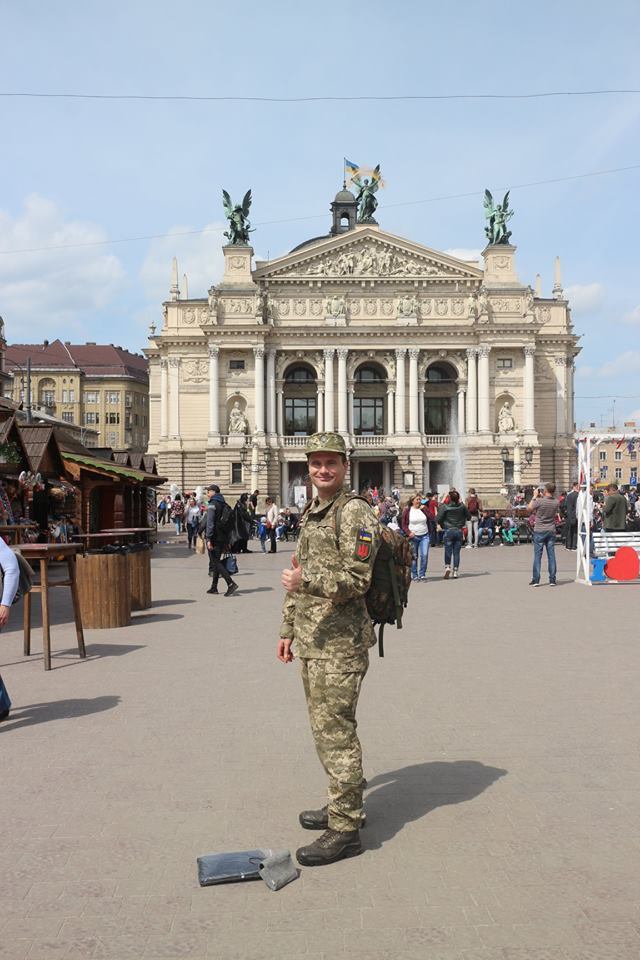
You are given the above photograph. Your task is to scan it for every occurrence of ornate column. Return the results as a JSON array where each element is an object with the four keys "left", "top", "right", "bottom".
[
  {"left": 408, "top": 348, "right": 420, "bottom": 434},
  {"left": 266, "top": 349, "right": 277, "bottom": 435},
  {"left": 160, "top": 358, "right": 168, "bottom": 438},
  {"left": 337, "top": 348, "right": 348, "bottom": 434},
  {"left": 316, "top": 385, "right": 324, "bottom": 432},
  {"left": 208, "top": 344, "right": 220, "bottom": 436},
  {"left": 276, "top": 384, "right": 284, "bottom": 436},
  {"left": 477, "top": 345, "right": 491, "bottom": 433},
  {"left": 523, "top": 345, "right": 536, "bottom": 433},
  {"left": 324, "top": 348, "right": 335, "bottom": 431},
  {"left": 253, "top": 346, "right": 265, "bottom": 434},
  {"left": 168, "top": 357, "right": 180, "bottom": 438},
  {"left": 387, "top": 385, "right": 395, "bottom": 436},
  {"left": 514, "top": 443, "right": 522, "bottom": 487},
  {"left": 395, "top": 348, "right": 406, "bottom": 434},
  {"left": 554, "top": 355, "right": 567, "bottom": 436},
  {"left": 348, "top": 382, "right": 355, "bottom": 435},
  {"left": 466, "top": 348, "right": 478, "bottom": 433},
  {"left": 457, "top": 387, "right": 466, "bottom": 435}
]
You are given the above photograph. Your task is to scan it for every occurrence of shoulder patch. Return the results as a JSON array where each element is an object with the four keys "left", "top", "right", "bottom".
[{"left": 354, "top": 527, "right": 373, "bottom": 562}]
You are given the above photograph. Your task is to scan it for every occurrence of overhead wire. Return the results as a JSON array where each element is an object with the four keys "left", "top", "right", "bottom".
[{"left": 2, "top": 89, "right": 640, "bottom": 103}]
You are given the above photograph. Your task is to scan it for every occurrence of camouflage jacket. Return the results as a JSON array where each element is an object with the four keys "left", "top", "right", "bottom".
[{"left": 279, "top": 491, "right": 381, "bottom": 667}]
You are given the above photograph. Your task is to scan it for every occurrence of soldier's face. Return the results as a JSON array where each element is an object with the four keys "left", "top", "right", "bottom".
[{"left": 308, "top": 453, "right": 347, "bottom": 498}]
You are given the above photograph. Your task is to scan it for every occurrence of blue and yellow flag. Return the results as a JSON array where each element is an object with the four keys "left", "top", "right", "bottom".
[{"left": 344, "top": 158, "right": 360, "bottom": 180}]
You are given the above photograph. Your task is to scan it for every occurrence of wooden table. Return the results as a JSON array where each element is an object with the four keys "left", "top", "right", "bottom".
[
  {"left": 19, "top": 543, "right": 86, "bottom": 672},
  {"left": 0, "top": 523, "right": 39, "bottom": 545},
  {"left": 99, "top": 527, "right": 155, "bottom": 543}
]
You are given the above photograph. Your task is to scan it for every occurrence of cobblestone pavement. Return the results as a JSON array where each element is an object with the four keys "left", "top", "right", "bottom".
[{"left": 2, "top": 534, "right": 640, "bottom": 959}]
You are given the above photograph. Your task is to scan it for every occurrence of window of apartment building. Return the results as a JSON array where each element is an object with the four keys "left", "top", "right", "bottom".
[
  {"left": 125, "top": 415, "right": 132, "bottom": 429},
  {"left": 496, "top": 357, "right": 513, "bottom": 369},
  {"left": 61, "top": 412, "right": 74, "bottom": 423},
  {"left": 62, "top": 389, "right": 68, "bottom": 403},
  {"left": 231, "top": 463, "right": 242, "bottom": 484},
  {"left": 106, "top": 412, "right": 120, "bottom": 425},
  {"left": 106, "top": 431, "right": 119, "bottom": 444},
  {"left": 615, "top": 467, "right": 622, "bottom": 480},
  {"left": 631, "top": 452, "right": 637, "bottom": 461},
  {"left": 600, "top": 465, "right": 608, "bottom": 479},
  {"left": 134, "top": 414, "right": 139, "bottom": 425},
  {"left": 615, "top": 450, "right": 622, "bottom": 461},
  {"left": 68, "top": 389, "right": 75, "bottom": 402},
  {"left": 229, "top": 359, "right": 245, "bottom": 371},
  {"left": 125, "top": 392, "right": 133, "bottom": 407},
  {"left": 106, "top": 391, "right": 120, "bottom": 404},
  {"left": 599, "top": 450, "right": 607, "bottom": 461},
  {"left": 83, "top": 391, "right": 99, "bottom": 404},
  {"left": 84, "top": 412, "right": 99, "bottom": 425},
  {"left": 41, "top": 389, "right": 55, "bottom": 406}
]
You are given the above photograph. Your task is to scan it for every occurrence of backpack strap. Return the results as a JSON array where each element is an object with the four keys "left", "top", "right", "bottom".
[{"left": 333, "top": 494, "right": 371, "bottom": 542}]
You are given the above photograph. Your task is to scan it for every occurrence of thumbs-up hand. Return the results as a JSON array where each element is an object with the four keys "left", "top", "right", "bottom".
[{"left": 282, "top": 553, "right": 303, "bottom": 593}]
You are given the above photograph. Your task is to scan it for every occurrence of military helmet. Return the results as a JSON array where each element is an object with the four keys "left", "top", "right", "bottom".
[{"left": 304, "top": 432, "right": 348, "bottom": 457}]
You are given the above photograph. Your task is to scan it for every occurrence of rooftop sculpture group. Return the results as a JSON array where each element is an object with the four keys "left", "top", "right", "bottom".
[
  {"left": 483, "top": 189, "right": 514, "bottom": 245},
  {"left": 222, "top": 189, "right": 253, "bottom": 245}
]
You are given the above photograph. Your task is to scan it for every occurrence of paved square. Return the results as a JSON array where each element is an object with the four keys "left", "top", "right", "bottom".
[{"left": 2, "top": 537, "right": 640, "bottom": 959}]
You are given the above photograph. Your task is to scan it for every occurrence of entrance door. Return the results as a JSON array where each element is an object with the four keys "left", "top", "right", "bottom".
[{"left": 358, "top": 460, "right": 383, "bottom": 493}]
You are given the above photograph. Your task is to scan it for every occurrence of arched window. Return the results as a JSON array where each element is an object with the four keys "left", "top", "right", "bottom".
[
  {"left": 38, "top": 377, "right": 56, "bottom": 408},
  {"left": 285, "top": 366, "right": 315, "bottom": 383},
  {"left": 355, "top": 365, "right": 384, "bottom": 382},
  {"left": 426, "top": 363, "right": 456, "bottom": 383}
]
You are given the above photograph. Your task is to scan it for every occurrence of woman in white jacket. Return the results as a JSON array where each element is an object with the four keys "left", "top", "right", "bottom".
[{"left": 0, "top": 538, "right": 20, "bottom": 721}]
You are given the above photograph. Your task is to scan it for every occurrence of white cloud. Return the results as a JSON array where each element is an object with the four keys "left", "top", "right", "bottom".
[
  {"left": 622, "top": 305, "right": 640, "bottom": 325},
  {"left": 0, "top": 194, "right": 125, "bottom": 340},
  {"left": 444, "top": 248, "right": 482, "bottom": 262},
  {"left": 139, "top": 222, "right": 227, "bottom": 304},
  {"left": 594, "top": 351, "right": 640, "bottom": 379},
  {"left": 564, "top": 283, "right": 605, "bottom": 313},
  {"left": 575, "top": 365, "right": 593, "bottom": 378}
]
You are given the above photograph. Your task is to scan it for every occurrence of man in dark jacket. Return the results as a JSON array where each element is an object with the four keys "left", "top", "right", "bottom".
[
  {"left": 603, "top": 483, "right": 628, "bottom": 532},
  {"left": 205, "top": 484, "right": 239, "bottom": 597},
  {"left": 563, "top": 481, "right": 580, "bottom": 550},
  {"left": 436, "top": 490, "right": 470, "bottom": 579}
]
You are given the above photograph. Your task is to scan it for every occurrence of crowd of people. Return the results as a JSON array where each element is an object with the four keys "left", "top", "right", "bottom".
[{"left": 155, "top": 478, "right": 640, "bottom": 595}]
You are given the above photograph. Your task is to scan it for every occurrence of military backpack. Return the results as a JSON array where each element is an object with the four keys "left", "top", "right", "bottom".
[{"left": 334, "top": 495, "right": 412, "bottom": 657}]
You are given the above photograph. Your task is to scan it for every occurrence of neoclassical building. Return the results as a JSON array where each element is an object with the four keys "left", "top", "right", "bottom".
[{"left": 146, "top": 187, "right": 580, "bottom": 502}]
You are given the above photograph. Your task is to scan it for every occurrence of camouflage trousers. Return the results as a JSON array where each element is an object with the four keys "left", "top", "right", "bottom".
[{"left": 300, "top": 656, "right": 368, "bottom": 833}]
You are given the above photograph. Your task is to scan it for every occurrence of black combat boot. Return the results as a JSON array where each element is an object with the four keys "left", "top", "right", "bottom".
[
  {"left": 296, "top": 828, "right": 361, "bottom": 866},
  {"left": 299, "top": 805, "right": 366, "bottom": 830}
]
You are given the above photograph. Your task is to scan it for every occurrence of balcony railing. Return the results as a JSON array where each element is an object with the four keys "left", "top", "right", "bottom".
[
  {"left": 217, "top": 433, "right": 455, "bottom": 447},
  {"left": 353, "top": 435, "right": 388, "bottom": 446}
]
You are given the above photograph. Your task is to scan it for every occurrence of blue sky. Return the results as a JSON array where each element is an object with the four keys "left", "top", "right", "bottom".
[{"left": 1, "top": 0, "right": 639, "bottom": 428}]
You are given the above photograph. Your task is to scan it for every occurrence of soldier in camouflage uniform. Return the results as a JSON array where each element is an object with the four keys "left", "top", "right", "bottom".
[{"left": 278, "top": 432, "right": 381, "bottom": 866}]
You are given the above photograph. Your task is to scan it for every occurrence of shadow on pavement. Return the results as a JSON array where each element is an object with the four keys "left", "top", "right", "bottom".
[
  {"left": 150, "top": 598, "right": 196, "bottom": 607},
  {"left": 130, "top": 613, "right": 184, "bottom": 623},
  {"left": 364, "top": 760, "right": 507, "bottom": 848},
  {"left": 234, "top": 587, "right": 273, "bottom": 595},
  {"left": 0, "top": 695, "right": 121, "bottom": 732}
]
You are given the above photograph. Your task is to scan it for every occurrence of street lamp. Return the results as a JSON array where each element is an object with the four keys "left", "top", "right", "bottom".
[
  {"left": 524, "top": 446, "right": 533, "bottom": 465},
  {"left": 239, "top": 444, "right": 248, "bottom": 465},
  {"left": 500, "top": 446, "right": 510, "bottom": 463},
  {"left": 263, "top": 448, "right": 271, "bottom": 466}
]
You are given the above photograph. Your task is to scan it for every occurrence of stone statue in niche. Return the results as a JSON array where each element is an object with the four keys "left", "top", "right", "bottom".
[
  {"left": 326, "top": 294, "right": 347, "bottom": 320},
  {"left": 498, "top": 401, "right": 516, "bottom": 433},
  {"left": 228, "top": 401, "right": 249, "bottom": 434}
]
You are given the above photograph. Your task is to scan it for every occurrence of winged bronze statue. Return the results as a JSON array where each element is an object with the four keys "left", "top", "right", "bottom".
[
  {"left": 353, "top": 164, "right": 382, "bottom": 223},
  {"left": 222, "top": 189, "right": 254, "bottom": 244},
  {"left": 484, "top": 189, "right": 513, "bottom": 245}
]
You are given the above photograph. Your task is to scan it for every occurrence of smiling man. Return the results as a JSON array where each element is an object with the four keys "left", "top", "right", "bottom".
[{"left": 278, "top": 432, "right": 380, "bottom": 866}]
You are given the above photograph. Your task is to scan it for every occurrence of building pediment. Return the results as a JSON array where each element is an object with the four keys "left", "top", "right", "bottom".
[{"left": 253, "top": 226, "right": 484, "bottom": 284}]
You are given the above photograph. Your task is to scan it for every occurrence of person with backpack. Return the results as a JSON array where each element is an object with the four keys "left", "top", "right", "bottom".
[
  {"left": 204, "top": 484, "right": 239, "bottom": 597},
  {"left": 436, "top": 489, "right": 471, "bottom": 579},
  {"left": 465, "top": 488, "right": 482, "bottom": 548},
  {"left": 277, "top": 432, "right": 382, "bottom": 867},
  {"left": 0, "top": 538, "right": 21, "bottom": 722},
  {"left": 171, "top": 495, "right": 185, "bottom": 535}
]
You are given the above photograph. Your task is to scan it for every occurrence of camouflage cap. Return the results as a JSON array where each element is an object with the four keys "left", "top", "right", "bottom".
[{"left": 304, "top": 432, "right": 348, "bottom": 457}]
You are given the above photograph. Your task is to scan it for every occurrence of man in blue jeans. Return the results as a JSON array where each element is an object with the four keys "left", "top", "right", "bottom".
[
  {"left": 528, "top": 482, "right": 560, "bottom": 585},
  {"left": 436, "top": 490, "right": 470, "bottom": 579}
]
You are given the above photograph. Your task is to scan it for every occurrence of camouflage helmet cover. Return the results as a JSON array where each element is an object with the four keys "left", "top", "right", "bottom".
[{"left": 304, "top": 432, "right": 348, "bottom": 457}]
